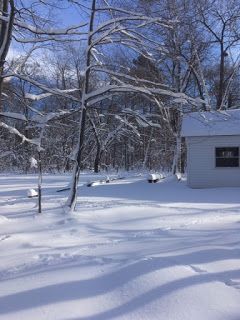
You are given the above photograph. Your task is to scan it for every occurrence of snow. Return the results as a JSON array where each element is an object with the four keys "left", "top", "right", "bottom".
[
  {"left": 0, "top": 112, "right": 27, "bottom": 121},
  {"left": 25, "top": 89, "right": 79, "bottom": 102},
  {"left": 0, "top": 215, "right": 8, "bottom": 224},
  {"left": 181, "top": 109, "right": 240, "bottom": 137},
  {"left": 0, "top": 121, "right": 40, "bottom": 147},
  {"left": 30, "top": 157, "right": 38, "bottom": 169},
  {"left": 147, "top": 173, "right": 163, "bottom": 181},
  {"left": 27, "top": 188, "right": 38, "bottom": 198},
  {"left": 0, "top": 173, "right": 240, "bottom": 320}
]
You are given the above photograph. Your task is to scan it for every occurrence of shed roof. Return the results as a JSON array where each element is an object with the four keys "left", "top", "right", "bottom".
[{"left": 181, "top": 109, "right": 240, "bottom": 137}]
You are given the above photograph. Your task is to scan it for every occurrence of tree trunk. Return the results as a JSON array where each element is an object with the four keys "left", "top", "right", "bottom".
[
  {"left": 66, "top": 0, "right": 96, "bottom": 212},
  {"left": 124, "top": 140, "right": 129, "bottom": 171},
  {"left": 217, "top": 44, "right": 225, "bottom": 109},
  {"left": 0, "top": 0, "right": 14, "bottom": 111},
  {"left": 66, "top": 108, "right": 87, "bottom": 211},
  {"left": 94, "top": 143, "right": 101, "bottom": 173},
  {"left": 172, "top": 135, "right": 181, "bottom": 176},
  {"left": 143, "top": 127, "right": 153, "bottom": 169},
  {"left": 38, "top": 151, "right": 42, "bottom": 214}
]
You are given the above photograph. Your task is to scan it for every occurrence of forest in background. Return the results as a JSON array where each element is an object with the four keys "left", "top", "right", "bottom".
[{"left": 0, "top": 0, "right": 240, "bottom": 209}]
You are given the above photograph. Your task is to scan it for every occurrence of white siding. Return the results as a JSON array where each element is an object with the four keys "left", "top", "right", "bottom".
[{"left": 186, "top": 135, "right": 240, "bottom": 188}]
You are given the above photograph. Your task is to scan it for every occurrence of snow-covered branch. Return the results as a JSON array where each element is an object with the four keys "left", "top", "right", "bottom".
[
  {"left": 0, "top": 121, "right": 40, "bottom": 147},
  {"left": 91, "top": 16, "right": 173, "bottom": 37},
  {"left": 2, "top": 73, "right": 81, "bottom": 102},
  {"left": 0, "top": 112, "right": 27, "bottom": 121},
  {"left": 13, "top": 20, "right": 88, "bottom": 36},
  {"left": 92, "top": 66, "right": 169, "bottom": 89},
  {"left": 85, "top": 84, "right": 205, "bottom": 107}
]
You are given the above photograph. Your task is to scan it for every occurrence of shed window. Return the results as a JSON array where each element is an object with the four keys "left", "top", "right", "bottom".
[{"left": 216, "top": 147, "right": 239, "bottom": 167}]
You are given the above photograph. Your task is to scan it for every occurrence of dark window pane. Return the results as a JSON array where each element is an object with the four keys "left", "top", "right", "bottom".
[
  {"left": 216, "top": 147, "right": 239, "bottom": 167},
  {"left": 216, "top": 147, "right": 239, "bottom": 158},
  {"left": 216, "top": 158, "right": 239, "bottom": 167}
]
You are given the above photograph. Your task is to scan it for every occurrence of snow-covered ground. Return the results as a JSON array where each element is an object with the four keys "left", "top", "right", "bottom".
[{"left": 0, "top": 173, "right": 240, "bottom": 320}]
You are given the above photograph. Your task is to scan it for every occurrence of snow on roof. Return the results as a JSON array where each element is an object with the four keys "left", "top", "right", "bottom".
[{"left": 181, "top": 109, "right": 240, "bottom": 137}]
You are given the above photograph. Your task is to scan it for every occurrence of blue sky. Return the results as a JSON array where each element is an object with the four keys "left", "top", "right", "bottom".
[{"left": 8, "top": 1, "right": 90, "bottom": 60}]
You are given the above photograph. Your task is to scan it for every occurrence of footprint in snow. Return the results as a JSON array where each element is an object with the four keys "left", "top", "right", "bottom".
[
  {"left": 189, "top": 264, "right": 207, "bottom": 273},
  {"left": 224, "top": 279, "right": 240, "bottom": 289},
  {"left": 47, "top": 218, "right": 74, "bottom": 229},
  {"left": 55, "top": 219, "right": 69, "bottom": 226},
  {"left": 70, "top": 228, "right": 79, "bottom": 234},
  {"left": 0, "top": 235, "right": 10, "bottom": 241}
]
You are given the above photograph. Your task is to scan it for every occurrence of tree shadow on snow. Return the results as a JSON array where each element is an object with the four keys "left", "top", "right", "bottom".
[{"left": 0, "top": 245, "right": 240, "bottom": 317}]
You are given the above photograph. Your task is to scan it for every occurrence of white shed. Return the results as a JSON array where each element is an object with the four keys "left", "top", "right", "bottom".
[{"left": 181, "top": 109, "right": 240, "bottom": 188}]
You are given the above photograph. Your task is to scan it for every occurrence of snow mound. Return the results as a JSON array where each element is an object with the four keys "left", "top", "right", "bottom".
[
  {"left": 27, "top": 188, "right": 38, "bottom": 198},
  {"left": 147, "top": 173, "right": 163, "bottom": 182},
  {"left": 0, "top": 215, "right": 8, "bottom": 223}
]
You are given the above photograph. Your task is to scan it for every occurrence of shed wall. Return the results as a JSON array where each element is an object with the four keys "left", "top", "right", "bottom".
[{"left": 186, "top": 135, "right": 240, "bottom": 188}]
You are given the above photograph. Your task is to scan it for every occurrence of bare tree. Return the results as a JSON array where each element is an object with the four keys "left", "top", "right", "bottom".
[
  {"left": 64, "top": 0, "right": 207, "bottom": 211},
  {"left": 196, "top": 0, "right": 240, "bottom": 109}
]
